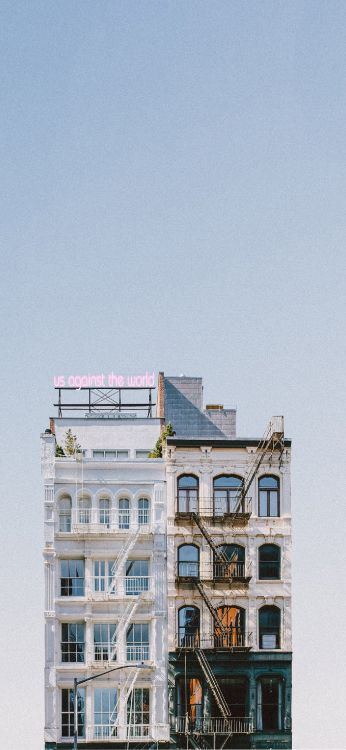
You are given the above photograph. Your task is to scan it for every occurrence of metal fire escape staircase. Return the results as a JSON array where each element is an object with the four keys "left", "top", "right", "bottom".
[
  {"left": 108, "top": 527, "right": 141, "bottom": 595},
  {"left": 195, "top": 649, "right": 230, "bottom": 718},
  {"left": 233, "top": 416, "right": 285, "bottom": 514}
]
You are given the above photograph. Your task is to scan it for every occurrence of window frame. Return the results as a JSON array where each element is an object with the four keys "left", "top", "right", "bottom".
[
  {"left": 213, "top": 474, "right": 244, "bottom": 515},
  {"left": 60, "top": 559, "right": 85, "bottom": 597},
  {"left": 61, "top": 687, "right": 85, "bottom": 738},
  {"left": 177, "top": 474, "right": 199, "bottom": 514},
  {"left": 258, "top": 544, "right": 281, "bottom": 580},
  {"left": 258, "top": 475, "right": 280, "bottom": 517},
  {"left": 61, "top": 622, "right": 85, "bottom": 663},
  {"left": 177, "top": 543, "right": 200, "bottom": 579},
  {"left": 178, "top": 605, "right": 200, "bottom": 648},
  {"left": 258, "top": 605, "right": 281, "bottom": 650}
]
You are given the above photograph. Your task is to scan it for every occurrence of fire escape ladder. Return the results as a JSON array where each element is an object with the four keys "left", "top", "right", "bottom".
[
  {"left": 195, "top": 581, "right": 227, "bottom": 635},
  {"left": 108, "top": 527, "right": 141, "bottom": 594},
  {"left": 110, "top": 667, "right": 140, "bottom": 730},
  {"left": 191, "top": 513, "right": 228, "bottom": 563},
  {"left": 115, "top": 597, "right": 141, "bottom": 646},
  {"left": 234, "top": 416, "right": 285, "bottom": 513},
  {"left": 195, "top": 649, "right": 231, "bottom": 719}
]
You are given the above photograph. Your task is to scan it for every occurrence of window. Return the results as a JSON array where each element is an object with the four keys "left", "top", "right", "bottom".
[
  {"left": 178, "top": 606, "right": 200, "bottom": 648},
  {"left": 259, "top": 544, "right": 281, "bottom": 579},
  {"left": 214, "top": 606, "right": 246, "bottom": 648},
  {"left": 127, "top": 623, "right": 149, "bottom": 661},
  {"left": 94, "top": 688, "right": 117, "bottom": 738},
  {"left": 125, "top": 560, "right": 149, "bottom": 595},
  {"left": 93, "top": 450, "right": 129, "bottom": 460},
  {"left": 119, "top": 498, "right": 130, "bottom": 529},
  {"left": 138, "top": 498, "right": 149, "bottom": 525},
  {"left": 61, "top": 687, "right": 85, "bottom": 738},
  {"left": 177, "top": 475, "right": 199, "bottom": 513},
  {"left": 210, "top": 677, "right": 247, "bottom": 718},
  {"left": 59, "top": 496, "right": 71, "bottom": 532},
  {"left": 127, "top": 688, "right": 150, "bottom": 737},
  {"left": 257, "top": 678, "right": 282, "bottom": 731},
  {"left": 259, "top": 606, "right": 281, "bottom": 649},
  {"left": 214, "top": 544, "right": 245, "bottom": 579},
  {"left": 78, "top": 496, "right": 91, "bottom": 524},
  {"left": 177, "top": 544, "right": 199, "bottom": 578},
  {"left": 60, "top": 560, "right": 84, "bottom": 597},
  {"left": 94, "top": 624, "right": 117, "bottom": 662},
  {"left": 176, "top": 678, "right": 202, "bottom": 729},
  {"left": 136, "top": 450, "right": 150, "bottom": 459},
  {"left": 99, "top": 498, "right": 110, "bottom": 527},
  {"left": 93, "top": 561, "right": 115, "bottom": 592},
  {"left": 213, "top": 475, "right": 243, "bottom": 515},
  {"left": 61, "top": 623, "right": 85, "bottom": 662},
  {"left": 258, "top": 476, "right": 280, "bottom": 517}
]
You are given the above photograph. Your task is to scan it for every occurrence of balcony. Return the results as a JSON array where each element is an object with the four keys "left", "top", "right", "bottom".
[
  {"left": 175, "top": 562, "right": 251, "bottom": 587},
  {"left": 86, "top": 724, "right": 151, "bottom": 741},
  {"left": 176, "top": 631, "right": 253, "bottom": 652},
  {"left": 175, "top": 497, "right": 252, "bottom": 524},
  {"left": 58, "top": 509, "right": 152, "bottom": 535},
  {"left": 89, "top": 576, "right": 153, "bottom": 599},
  {"left": 172, "top": 716, "right": 254, "bottom": 735},
  {"left": 200, "top": 561, "right": 252, "bottom": 587}
]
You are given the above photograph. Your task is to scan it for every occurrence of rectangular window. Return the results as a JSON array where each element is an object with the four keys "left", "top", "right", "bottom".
[
  {"left": 127, "top": 623, "right": 149, "bottom": 661},
  {"left": 92, "top": 450, "right": 129, "bottom": 460},
  {"left": 61, "top": 623, "right": 85, "bottom": 662},
  {"left": 127, "top": 687, "right": 150, "bottom": 737},
  {"left": 257, "top": 679, "right": 282, "bottom": 731},
  {"left": 60, "top": 560, "right": 84, "bottom": 597},
  {"left": 125, "top": 560, "right": 149, "bottom": 595},
  {"left": 61, "top": 687, "right": 85, "bottom": 738},
  {"left": 94, "top": 687, "right": 118, "bottom": 738},
  {"left": 94, "top": 623, "right": 117, "bottom": 662},
  {"left": 93, "top": 561, "right": 115, "bottom": 592},
  {"left": 136, "top": 450, "right": 150, "bottom": 459}
]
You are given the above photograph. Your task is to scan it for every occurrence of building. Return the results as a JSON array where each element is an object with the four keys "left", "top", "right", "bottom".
[
  {"left": 163, "top": 375, "right": 292, "bottom": 750},
  {"left": 42, "top": 374, "right": 292, "bottom": 749},
  {"left": 42, "top": 385, "right": 169, "bottom": 748}
]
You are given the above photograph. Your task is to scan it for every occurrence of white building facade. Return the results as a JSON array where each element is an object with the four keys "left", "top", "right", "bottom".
[{"left": 42, "top": 410, "right": 170, "bottom": 749}]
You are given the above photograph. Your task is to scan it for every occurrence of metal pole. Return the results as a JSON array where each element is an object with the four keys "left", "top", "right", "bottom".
[{"left": 73, "top": 677, "right": 78, "bottom": 750}]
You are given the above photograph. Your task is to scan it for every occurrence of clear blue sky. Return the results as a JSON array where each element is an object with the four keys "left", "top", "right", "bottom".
[{"left": 1, "top": 1, "right": 345, "bottom": 747}]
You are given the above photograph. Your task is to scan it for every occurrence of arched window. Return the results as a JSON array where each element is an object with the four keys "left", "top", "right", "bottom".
[
  {"left": 138, "top": 498, "right": 149, "bottom": 526},
  {"left": 259, "top": 606, "right": 281, "bottom": 649},
  {"left": 257, "top": 677, "right": 283, "bottom": 731},
  {"left": 213, "top": 475, "right": 243, "bottom": 516},
  {"left": 178, "top": 606, "right": 200, "bottom": 648},
  {"left": 214, "top": 605, "right": 246, "bottom": 648},
  {"left": 210, "top": 677, "right": 247, "bottom": 718},
  {"left": 214, "top": 544, "right": 245, "bottom": 579},
  {"left": 177, "top": 677, "right": 203, "bottom": 727},
  {"left": 177, "top": 475, "right": 199, "bottom": 514},
  {"left": 258, "top": 476, "right": 280, "bottom": 517},
  {"left": 99, "top": 498, "right": 110, "bottom": 527},
  {"left": 118, "top": 498, "right": 130, "bottom": 529},
  {"left": 59, "top": 496, "right": 72, "bottom": 532},
  {"left": 259, "top": 544, "right": 281, "bottom": 579},
  {"left": 177, "top": 544, "right": 199, "bottom": 579},
  {"left": 78, "top": 496, "right": 91, "bottom": 524}
]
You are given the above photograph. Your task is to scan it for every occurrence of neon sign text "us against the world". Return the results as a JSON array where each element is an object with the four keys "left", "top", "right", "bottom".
[{"left": 53, "top": 372, "right": 156, "bottom": 389}]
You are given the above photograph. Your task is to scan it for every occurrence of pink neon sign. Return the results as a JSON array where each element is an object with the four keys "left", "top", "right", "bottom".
[{"left": 53, "top": 372, "right": 156, "bottom": 389}]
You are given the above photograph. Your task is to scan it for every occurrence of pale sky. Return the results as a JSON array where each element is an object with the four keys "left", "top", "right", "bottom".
[{"left": 1, "top": 1, "right": 346, "bottom": 748}]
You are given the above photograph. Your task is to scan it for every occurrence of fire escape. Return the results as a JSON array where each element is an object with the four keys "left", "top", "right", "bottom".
[{"left": 174, "top": 417, "right": 285, "bottom": 748}]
